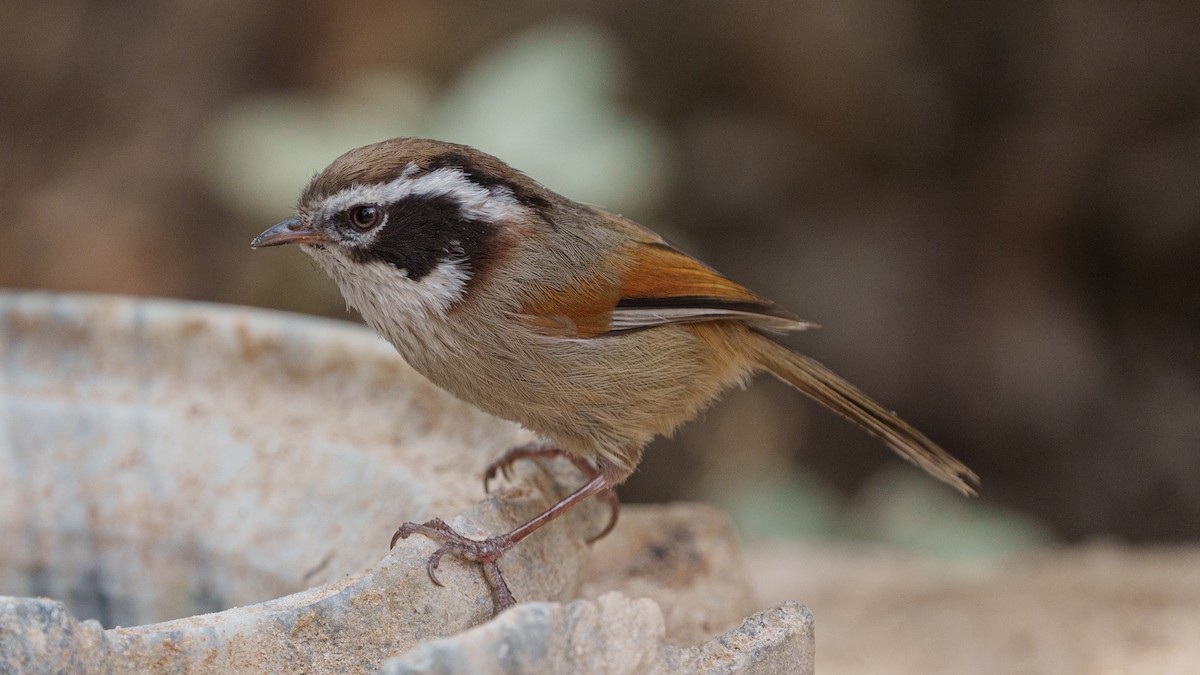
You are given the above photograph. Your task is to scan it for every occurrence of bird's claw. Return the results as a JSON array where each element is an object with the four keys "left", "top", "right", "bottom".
[
  {"left": 482, "top": 444, "right": 566, "bottom": 493},
  {"left": 427, "top": 545, "right": 451, "bottom": 586},
  {"left": 389, "top": 444, "right": 621, "bottom": 614},
  {"left": 482, "top": 462, "right": 515, "bottom": 493},
  {"left": 389, "top": 516, "right": 519, "bottom": 612}
]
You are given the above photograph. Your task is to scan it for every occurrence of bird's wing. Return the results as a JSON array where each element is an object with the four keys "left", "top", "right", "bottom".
[{"left": 517, "top": 214, "right": 814, "bottom": 338}]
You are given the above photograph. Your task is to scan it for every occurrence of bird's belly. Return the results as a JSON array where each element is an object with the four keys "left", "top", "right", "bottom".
[{"left": 387, "top": 320, "right": 751, "bottom": 470}]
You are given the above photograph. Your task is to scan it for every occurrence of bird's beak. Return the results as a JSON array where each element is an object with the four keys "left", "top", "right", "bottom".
[{"left": 251, "top": 218, "right": 324, "bottom": 249}]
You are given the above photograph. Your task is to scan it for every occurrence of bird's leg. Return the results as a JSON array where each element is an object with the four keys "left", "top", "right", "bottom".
[
  {"left": 391, "top": 473, "right": 611, "bottom": 614},
  {"left": 483, "top": 442, "right": 620, "bottom": 542}
]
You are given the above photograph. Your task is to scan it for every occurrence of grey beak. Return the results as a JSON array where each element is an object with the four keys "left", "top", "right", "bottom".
[{"left": 251, "top": 218, "right": 324, "bottom": 249}]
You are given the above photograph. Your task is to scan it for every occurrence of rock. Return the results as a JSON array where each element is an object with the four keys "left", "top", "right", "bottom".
[
  {"left": 581, "top": 502, "right": 759, "bottom": 646},
  {"left": 0, "top": 290, "right": 541, "bottom": 628},
  {"left": 1, "top": 460, "right": 605, "bottom": 673},
  {"left": 0, "top": 598, "right": 110, "bottom": 674},
  {"left": 0, "top": 292, "right": 813, "bottom": 673},
  {"left": 0, "top": 502, "right": 814, "bottom": 674},
  {"left": 380, "top": 593, "right": 814, "bottom": 675},
  {"left": 749, "top": 539, "right": 1200, "bottom": 674}
]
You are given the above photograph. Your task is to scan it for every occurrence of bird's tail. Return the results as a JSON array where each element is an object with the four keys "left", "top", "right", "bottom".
[{"left": 750, "top": 333, "right": 979, "bottom": 495}]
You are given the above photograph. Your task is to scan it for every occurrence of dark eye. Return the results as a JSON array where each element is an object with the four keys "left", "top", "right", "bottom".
[{"left": 349, "top": 205, "right": 381, "bottom": 230}]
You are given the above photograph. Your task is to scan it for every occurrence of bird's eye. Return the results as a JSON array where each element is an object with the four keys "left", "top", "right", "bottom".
[{"left": 349, "top": 205, "right": 381, "bottom": 230}]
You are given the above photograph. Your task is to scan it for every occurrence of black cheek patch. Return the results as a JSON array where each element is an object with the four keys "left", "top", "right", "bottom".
[{"left": 348, "top": 196, "right": 495, "bottom": 283}]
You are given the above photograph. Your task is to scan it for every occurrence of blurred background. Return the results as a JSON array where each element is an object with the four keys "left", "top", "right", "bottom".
[{"left": 3, "top": 0, "right": 1199, "bottom": 552}]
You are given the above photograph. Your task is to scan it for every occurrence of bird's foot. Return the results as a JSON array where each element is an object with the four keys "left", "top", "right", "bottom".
[
  {"left": 389, "top": 472, "right": 612, "bottom": 615},
  {"left": 390, "top": 518, "right": 519, "bottom": 612},
  {"left": 482, "top": 443, "right": 620, "bottom": 543}
]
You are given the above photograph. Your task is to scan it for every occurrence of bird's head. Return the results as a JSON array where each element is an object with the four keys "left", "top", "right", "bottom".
[{"left": 252, "top": 138, "right": 552, "bottom": 318}]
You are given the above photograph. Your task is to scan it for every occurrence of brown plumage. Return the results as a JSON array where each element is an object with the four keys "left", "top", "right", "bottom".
[{"left": 252, "top": 137, "right": 978, "bottom": 613}]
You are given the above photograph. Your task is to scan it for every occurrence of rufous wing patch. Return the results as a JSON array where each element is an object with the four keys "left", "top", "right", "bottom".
[
  {"left": 616, "top": 241, "right": 762, "bottom": 304},
  {"left": 609, "top": 241, "right": 811, "bottom": 333},
  {"left": 517, "top": 279, "right": 621, "bottom": 338},
  {"left": 518, "top": 213, "right": 811, "bottom": 338}
]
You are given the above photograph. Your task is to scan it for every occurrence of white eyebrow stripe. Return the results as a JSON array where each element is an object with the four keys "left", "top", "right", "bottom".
[{"left": 315, "top": 165, "right": 529, "bottom": 224}]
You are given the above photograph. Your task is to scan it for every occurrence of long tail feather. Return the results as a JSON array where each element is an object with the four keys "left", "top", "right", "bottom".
[{"left": 752, "top": 335, "right": 979, "bottom": 495}]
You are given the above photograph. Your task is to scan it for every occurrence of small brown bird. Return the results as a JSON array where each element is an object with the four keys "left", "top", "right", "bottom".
[{"left": 252, "top": 138, "right": 977, "bottom": 612}]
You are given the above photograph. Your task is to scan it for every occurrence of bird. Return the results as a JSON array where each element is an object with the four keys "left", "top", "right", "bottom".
[{"left": 251, "top": 137, "right": 978, "bottom": 613}]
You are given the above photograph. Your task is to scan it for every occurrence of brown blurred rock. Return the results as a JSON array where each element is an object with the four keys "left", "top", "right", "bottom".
[{"left": 748, "top": 539, "right": 1200, "bottom": 674}]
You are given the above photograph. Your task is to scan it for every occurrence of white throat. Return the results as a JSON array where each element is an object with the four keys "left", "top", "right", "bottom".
[{"left": 304, "top": 245, "right": 468, "bottom": 342}]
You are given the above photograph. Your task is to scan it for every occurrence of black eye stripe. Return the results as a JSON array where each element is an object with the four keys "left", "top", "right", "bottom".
[{"left": 346, "top": 196, "right": 496, "bottom": 283}]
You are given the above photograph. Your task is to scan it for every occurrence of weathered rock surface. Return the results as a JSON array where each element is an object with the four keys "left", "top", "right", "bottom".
[
  {"left": 0, "top": 291, "right": 538, "bottom": 628},
  {"left": 0, "top": 502, "right": 814, "bottom": 674},
  {"left": 381, "top": 594, "right": 813, "bottom": 675},
  {"left": 581, "top": 502, "right": 760, "bottom": 646},
  {"left": 0, "top": 292, "right": 813, "bottom": 673}
]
